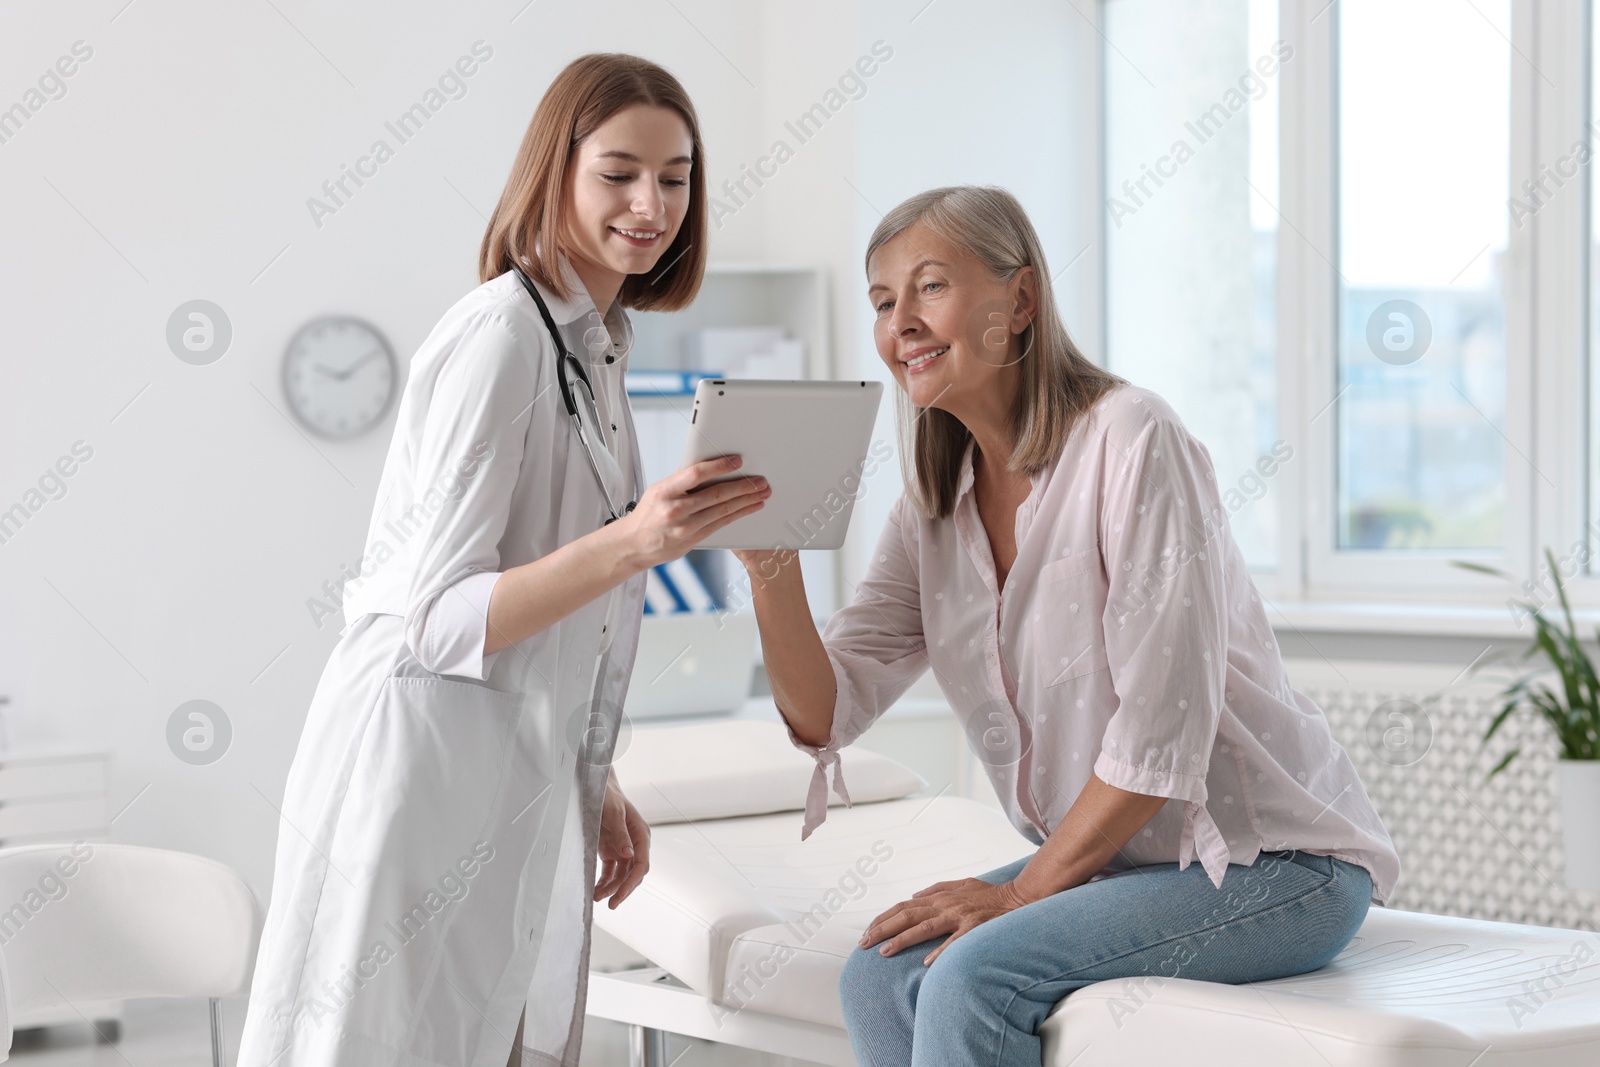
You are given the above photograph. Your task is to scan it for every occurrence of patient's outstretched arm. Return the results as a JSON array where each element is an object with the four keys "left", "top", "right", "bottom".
[{"left": 735, "top": 549, "right": 834, "bottom": 747}]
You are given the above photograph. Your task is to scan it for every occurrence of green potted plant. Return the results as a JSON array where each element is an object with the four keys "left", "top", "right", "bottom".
[{"left": 1453, "top": 548, "right": 1600, "bottom": 892}]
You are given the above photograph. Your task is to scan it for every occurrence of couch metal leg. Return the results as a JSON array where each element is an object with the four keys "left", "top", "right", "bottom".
[
  {"left": 210, "top": 997, "right": 226, "bottom": 1067},
  {"left": 628, "top": 1024, "right": 669, "bottom": 1067}
]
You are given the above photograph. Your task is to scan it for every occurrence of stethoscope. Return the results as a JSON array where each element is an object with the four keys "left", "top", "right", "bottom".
[{"left": 510, "top": 261, "right": 640, "bottom": 525}]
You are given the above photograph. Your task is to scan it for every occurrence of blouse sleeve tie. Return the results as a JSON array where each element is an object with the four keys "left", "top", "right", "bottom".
[
  {"left": 1178, "top": 799, "right": 1231, "bottom": 889},
  {"left": 801, "top": 746, "right": 853, "bottom": 841}
]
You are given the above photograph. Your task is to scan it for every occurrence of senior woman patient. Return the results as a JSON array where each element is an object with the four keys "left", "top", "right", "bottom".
[{"left": 732, "top": 185, "right": 1400, "bottom": 1067}]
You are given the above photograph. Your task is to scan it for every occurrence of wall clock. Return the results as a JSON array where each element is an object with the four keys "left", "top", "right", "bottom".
[{"left": 282, "top": 316, "right": 397, "bottom": 439}]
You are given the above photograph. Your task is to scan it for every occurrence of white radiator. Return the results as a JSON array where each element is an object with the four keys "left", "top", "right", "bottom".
[{"left": 1291, "top": 659, "right": 1600, "bottom": 932}]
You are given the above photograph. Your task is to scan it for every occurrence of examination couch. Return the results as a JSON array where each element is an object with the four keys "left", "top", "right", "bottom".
[{"left": 588, "top": 718, "right": 1600, "bottom": 1067}]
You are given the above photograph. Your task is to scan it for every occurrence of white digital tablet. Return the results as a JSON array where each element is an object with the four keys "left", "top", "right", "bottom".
[{"left": 678, "top": 378, "right": 884, "bottom": 550}]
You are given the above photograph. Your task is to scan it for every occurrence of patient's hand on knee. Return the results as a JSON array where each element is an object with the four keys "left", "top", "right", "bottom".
[{"left": 858, "top": 877, "right": 1031, "bottom": 966}]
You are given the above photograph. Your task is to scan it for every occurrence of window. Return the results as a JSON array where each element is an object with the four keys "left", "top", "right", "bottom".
[
  {"left": 1335, "top": 0, "right": 1511, "bottom": 552},
  {"left": 1103, "top": 0, "right": 1283, "bottom": 570},
  {"left": 1095, "top": 0, "right": 1600, "bottom": 611},
  {"left": 1591, "top": 0, "right": 1600, "bottom": 569}
]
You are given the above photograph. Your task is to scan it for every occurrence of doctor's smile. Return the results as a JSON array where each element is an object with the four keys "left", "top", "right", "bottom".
[{"left": 609, "top": 226, "right": 664, "bottom": 245}]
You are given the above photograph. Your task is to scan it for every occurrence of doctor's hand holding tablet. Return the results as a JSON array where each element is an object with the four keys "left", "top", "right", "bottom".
[
  {"left": 619, "top": 377, "right": 883, "bottom": 565},
  {"left": 619, "top": 451, "right": 768, "bottom": 563}
]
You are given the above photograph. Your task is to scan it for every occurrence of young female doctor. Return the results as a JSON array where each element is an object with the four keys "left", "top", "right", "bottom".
[
  {"left": 236, "top": 54, "right": 768, "bottom": 1067},
  {"left": 738, "top": 185, "right": 1400, "bottom": 1067}
]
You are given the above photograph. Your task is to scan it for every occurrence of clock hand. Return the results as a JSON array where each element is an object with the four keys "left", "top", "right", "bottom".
[{"left": 331, "top": 349, "right": 384, "bottom": 381}]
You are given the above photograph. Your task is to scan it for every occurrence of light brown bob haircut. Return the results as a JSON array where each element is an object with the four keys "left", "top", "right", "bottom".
[
  {"left": 865, "top": 185, "right": 1126, "bottom": 520},
  {"left": 478, "top": 53, "right": 707, "bottom": 311}
]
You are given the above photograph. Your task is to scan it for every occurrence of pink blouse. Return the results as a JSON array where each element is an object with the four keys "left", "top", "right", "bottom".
[{"left": 783, "top": 384, "right": 1400, "bottom": 905}]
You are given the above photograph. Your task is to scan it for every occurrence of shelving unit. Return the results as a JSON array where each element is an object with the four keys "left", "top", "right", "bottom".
[
  {"left": 628, "top": 264, "right": 830, "bottom": 380},
  {"left": 0, "top": 745, "right": 119, "bottom": 1032},
  {"left": 0, "top": 748, "right": 110, "bottom": 847},
  {"left": 626, "top": 263, "right": 838, "bottom": 622}
]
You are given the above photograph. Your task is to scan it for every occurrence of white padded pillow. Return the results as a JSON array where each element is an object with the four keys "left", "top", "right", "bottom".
[{"left": 612, "top": 718, "right": 926, "bottom": 824}]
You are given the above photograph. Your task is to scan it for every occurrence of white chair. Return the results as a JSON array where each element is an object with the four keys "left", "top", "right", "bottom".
[{"left": 0, "top": 843, "right": 260, "bottom": 1067}]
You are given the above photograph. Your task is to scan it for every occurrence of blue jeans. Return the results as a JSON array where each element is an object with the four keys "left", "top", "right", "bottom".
[{"left": 837, "top": 848, "right": 1373, "bottom": 1067}]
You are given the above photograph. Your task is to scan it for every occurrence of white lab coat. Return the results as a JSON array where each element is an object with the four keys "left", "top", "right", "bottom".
[{"left": 237, "top": 250, "right": 647, "bottom": 1067}]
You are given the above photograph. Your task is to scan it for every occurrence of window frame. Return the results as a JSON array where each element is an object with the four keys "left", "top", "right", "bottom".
[{"left": 1305, "top": 0, "right": 1535, "bottom": 597}]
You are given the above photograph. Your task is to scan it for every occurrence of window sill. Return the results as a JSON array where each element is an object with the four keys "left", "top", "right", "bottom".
[{"left": 1263, "top": 597, "right": 1600, "bottom": 640}]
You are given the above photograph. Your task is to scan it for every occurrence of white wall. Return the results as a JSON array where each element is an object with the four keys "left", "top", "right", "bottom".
[
  {"left": 0, "top": 0, "right": 1105, "bottom": 904},
  {"left": 0, "top": 0, "right": 772, "bottom": 899}
]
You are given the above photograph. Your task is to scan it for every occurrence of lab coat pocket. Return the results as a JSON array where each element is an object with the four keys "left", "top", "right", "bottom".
[
  {"left": 1034, "top": 552, "right": 1109, "bottom": 687},
  {"left": 310, "top": 675, "right": 535, "bottom": 1043},
  {"left": 331, "top": 676, "right": 527, "bottom": 885}
]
